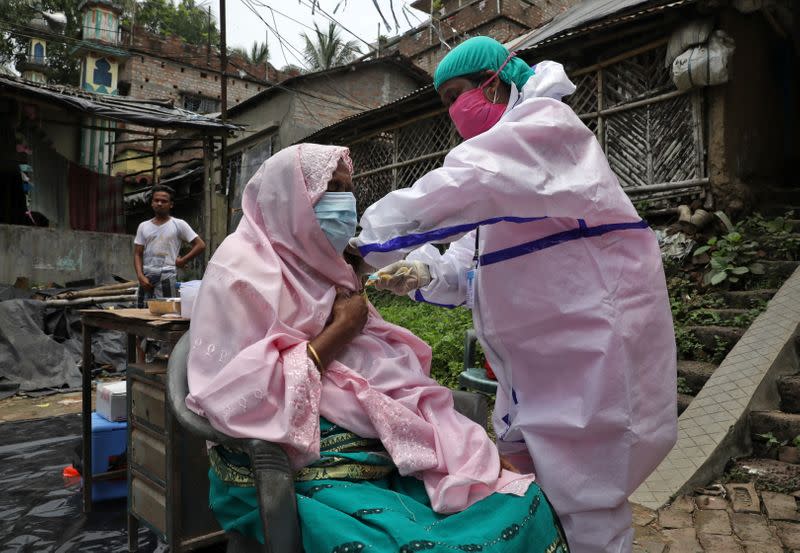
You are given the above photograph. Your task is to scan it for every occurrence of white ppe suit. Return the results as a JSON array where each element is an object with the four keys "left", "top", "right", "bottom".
[{"left": 354, "top": 61, "right": 678, "bottom": 553}]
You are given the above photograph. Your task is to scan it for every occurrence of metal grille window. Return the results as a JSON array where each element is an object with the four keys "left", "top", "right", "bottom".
[
  {"left": 349, "top": 111, "right": 458, "bottom": 215},
  {"left": 564, "top": 41, "right": 706, "bottom": 201},
  {"left": 339, "top": 39, "right": 705, "bottom": 213},
  {"left": 182, "top": 94, "right": 221, "bottom": 114}
]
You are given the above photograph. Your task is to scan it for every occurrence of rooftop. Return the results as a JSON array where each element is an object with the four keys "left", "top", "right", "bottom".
[{"left": 0, "top": 74, "right": 239, "bottom": 133}]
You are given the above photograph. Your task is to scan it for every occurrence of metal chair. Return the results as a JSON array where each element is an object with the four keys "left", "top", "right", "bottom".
[
  {"left": 167, "top": 333, "right": 301, "bottom": 553},
  {"left": 167, "top": 332, "right": 490, "bottom": 553},
  {"left": 458, "top": 329, "right": 498, "bottom": 395}
]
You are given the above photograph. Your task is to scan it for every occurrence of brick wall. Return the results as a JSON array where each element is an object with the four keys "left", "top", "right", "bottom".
[
  {"left": 117, "top": 27, "right": 294, "bottom": 114},
  {"left": 393, "top": 0, "right": 581, "bottom": 74},
  {"left": 534, "top": 0, "right": 578, "bottom": 22}
]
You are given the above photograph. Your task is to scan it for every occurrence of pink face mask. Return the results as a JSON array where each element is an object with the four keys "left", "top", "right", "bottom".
[{"left": 448, "top": 53, "right": 516, "bottom": 140}]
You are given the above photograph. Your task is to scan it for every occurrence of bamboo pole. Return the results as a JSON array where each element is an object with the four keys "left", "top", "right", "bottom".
[
  {"left": 577, "top": 89, "right": 686, "bottom": 120},
  {"left": 353, "top": 149, "right": 450, "bottom": 180},
  {"left": 44, "top": 294, "right": 136, "bottom": 307},
  {"left": 570, "top": 38, "right": 669, "bottom": 78}
]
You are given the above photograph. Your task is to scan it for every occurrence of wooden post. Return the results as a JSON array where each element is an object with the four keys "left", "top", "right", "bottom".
[
  {"left": 81, "top": 322, "right": 93, "bottom": 513},
  {"left": 203, "top": 138, "right": 213, "bottom": 263},
  {"left": 219, "top": 0, "right": 228, "bottom": 201},
  {"left": 152, "top": 134, "right": 159, "bottom": 185},
  {"left": 596, "top": 69, "right": 605, "bottom": 152}
]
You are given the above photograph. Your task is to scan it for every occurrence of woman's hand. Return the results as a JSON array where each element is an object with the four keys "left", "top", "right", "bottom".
[
  {"left": 330, "top": 290, "right": 368, "bottom": 338},
  {"left": 308, "top": 290, "right": 368, "bottom": 372},
  {"left": 499, "top": 455, "right": 521, "bottom": 474}
]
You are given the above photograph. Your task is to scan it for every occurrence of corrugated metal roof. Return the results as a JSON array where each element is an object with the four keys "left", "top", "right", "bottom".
[
  {"left": 506, "top": 0, "right": 697, "bottom": 52},
  {"left": 0, "top": 75, "right": 239, "bottom": 132},
  {"left": 230, "top": 54, "right": 431, "bottom": 116},
  {"left": 299, "top": 84, "right": 438, "bottom": 144}
]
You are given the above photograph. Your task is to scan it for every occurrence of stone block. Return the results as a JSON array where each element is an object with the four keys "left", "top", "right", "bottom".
[
  {"left": 743, "top": 541, "right": 783, "bottom": 553},
  {"left": 663, "top": 528, "right": 703, "bottom": 553},
  {"left": 632, "top": 502, "right": 657, "bottom": 527},
  {"left": 658, "top": 506, "right": 692, "bottom": 529},
  {"left": 726, "top": 483, "right": 761, "bottom": 513},
  {"left": 697, "top": 533, "right": 743, "bottom": 553},
  {"left": 779, "top": 375, "right": 800, "bottom": 414},
  {"left": 673, "top": 495, "right": 696, "bottom": 512},
  {"left": 696, "top": 509, "right": 733, "bottom": 535},
  {"left": 776, "top": 521, "right": 800, "bottom": 549},
  {"left": 696, "top": 495, "right": 729, "bottom": 510},
  {"left": 633, "top": 541, "right": 667, "bottom": 553},
  {"left": 750, "top": 411, "right": 800, "bottom": 443},
  {"left": 731, "top": 513, "right": 774, "bottom": 542},
  {"left": 762, "top": 491, "right": 800, "bottom": 522},
  {"left": 779, "top": 446, "right": 800, "bottom": 464}
]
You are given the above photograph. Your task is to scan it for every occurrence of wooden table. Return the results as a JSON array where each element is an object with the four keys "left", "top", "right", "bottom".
[{"left": 80, "top": 308, "right": 223, "bottom": 552}]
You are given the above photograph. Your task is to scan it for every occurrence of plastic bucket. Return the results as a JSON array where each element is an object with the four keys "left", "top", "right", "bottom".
[{"left": 179, "top": 280, "right": 201, "bottom": 319}]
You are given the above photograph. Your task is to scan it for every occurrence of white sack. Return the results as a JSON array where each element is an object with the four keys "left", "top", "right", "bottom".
[
  {"left": 672, "top": 30, "right": 735, "bottom": 92},
  {"left": 665, "top": 19, "right": 714, "bottom": 68}
]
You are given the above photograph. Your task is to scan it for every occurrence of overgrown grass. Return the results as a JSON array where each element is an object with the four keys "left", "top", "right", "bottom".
[{"left": 368, "top": 289, "right": 482, "bottom": 389}]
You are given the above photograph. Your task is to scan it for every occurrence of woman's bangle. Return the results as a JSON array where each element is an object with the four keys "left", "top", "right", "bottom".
[{"left": 307, "top": 343, "right": 324, "bottom": 372}]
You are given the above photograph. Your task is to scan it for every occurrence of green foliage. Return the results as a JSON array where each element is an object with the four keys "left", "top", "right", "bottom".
[
  {"left": 0, "top": 0, "right": 83, "bottom": 84},
  {"left": 230, "top": 41, "right": 269, "bottom": 66},
  {"left": 369, "top": 290, "right": 480, "bottom": 389},
  {"left": 756, "top": 432, "right": 787, "bottom": 451},
  {"left": 676, "top": 376, "right": 692, "bottom": 395},
  {"left": 301, "top": 22, "right": 360, "bottom": 70},
  {"left": 1, "top": 0, "right": 221, "bottom": 86},
  {"left": 675, "top": 326, "right": 703, "bottom": 360},
  {"left": 712, "top": 335, "right": 730, "bottom": 364},
  {"left": 693, "top": 232, "right": 765, "bottom": 287},
  {"left": 739, "top": 211, "right": 799, "bottom": 261},
  {"left": 793, "top": 435, "right": 800, "bottom": 448},
  {"left": 133, "top": 0, "right": 219, "bottom": 46},
  {"left": 668, "top": 276, "right": 724, "bottom": 322},
  {"left": 633, "top": 200, "right": 652, "bottom": 217}
]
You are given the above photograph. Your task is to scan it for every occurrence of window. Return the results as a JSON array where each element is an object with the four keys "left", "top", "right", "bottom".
[
  {"left": 182, "top": 94, "right": 221, "bottom": 114},
  {"left": 33, "top": 43, "right": 44, "bottom": 63},
  {"left": 93, "top": 58, "right": 112, "bottom": 87}
]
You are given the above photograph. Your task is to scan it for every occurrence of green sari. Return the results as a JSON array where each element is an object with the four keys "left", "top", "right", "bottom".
[{"left": 208, "top": 418, "right": 569, "bottom": 552}]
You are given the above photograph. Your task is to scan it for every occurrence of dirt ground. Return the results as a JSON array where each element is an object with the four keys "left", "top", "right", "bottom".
[{"left": 0, "top": 376, "right": 125, "bottom": 423}]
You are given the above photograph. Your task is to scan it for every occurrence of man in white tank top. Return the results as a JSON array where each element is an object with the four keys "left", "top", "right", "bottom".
[{"left": 134, "top": 184, "right": 205, "bottom": 307}]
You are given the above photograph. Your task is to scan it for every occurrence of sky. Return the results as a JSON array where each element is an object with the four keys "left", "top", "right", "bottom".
[{"left": 207, "top": 0, "right": 428, "bottom": 70}]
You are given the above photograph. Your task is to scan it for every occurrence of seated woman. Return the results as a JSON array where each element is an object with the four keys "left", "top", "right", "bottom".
[{"left": 186, "top": 144, "right": 568, "bottom": 553}]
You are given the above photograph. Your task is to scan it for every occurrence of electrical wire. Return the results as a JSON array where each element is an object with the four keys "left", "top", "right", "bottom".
[
  {"left": 3, "top": 6, "right": 407, "bottom": 117},
  {"left": 239, "top": 0, "right": 373, "bottom": 110},
  {"left": 1, "top": 18, "right": 371, "bottom": 114},
  {"left": 295, "top": 0, "right": 376, "bottom": 51}
]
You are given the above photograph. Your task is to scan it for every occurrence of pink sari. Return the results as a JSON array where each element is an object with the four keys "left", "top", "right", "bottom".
[{"left": 186, "top": 144, "right": 533, "bottom": 513}]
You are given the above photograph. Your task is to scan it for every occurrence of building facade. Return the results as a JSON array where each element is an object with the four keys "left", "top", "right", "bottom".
[{"left": 382, "top": 0, "right": 579, "bottom": 73}]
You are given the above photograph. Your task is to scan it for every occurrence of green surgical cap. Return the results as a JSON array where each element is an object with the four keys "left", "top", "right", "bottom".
[{"left": 433, "top": 36, "right": 534, "bottom": 91}]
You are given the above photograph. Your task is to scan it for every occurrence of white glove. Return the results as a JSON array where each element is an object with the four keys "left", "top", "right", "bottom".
[{"left": 372, "top": 260, "right": 431, "bottom": 296}]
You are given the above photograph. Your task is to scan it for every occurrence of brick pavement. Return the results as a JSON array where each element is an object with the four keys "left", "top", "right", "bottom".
[{"left": 632, "top": 484, "right": 800, "bottom": 552}]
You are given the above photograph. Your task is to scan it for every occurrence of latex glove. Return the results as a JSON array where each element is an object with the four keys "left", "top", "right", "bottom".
[
  {"left": 371, "top": 260, "right": 431, "bottom": 296},
  {"left": 346, "top": 237, "right": 363, "bottom": 257}
]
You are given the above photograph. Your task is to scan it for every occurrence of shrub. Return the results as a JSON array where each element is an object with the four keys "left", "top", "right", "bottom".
[{"left": 369, "top": 290, "right": 482, "bottom": 388}]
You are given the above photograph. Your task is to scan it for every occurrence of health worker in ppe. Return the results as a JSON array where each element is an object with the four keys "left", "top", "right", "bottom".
[{"left": 350, "top": 36, "right": 677, "bottom": 553}]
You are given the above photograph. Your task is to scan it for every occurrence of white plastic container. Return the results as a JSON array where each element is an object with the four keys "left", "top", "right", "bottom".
[
  {"left": 179, "top": 280, "right": 201, "bottom": 319},
  {"left": 97, "top": 380, "right": 127, "bottom": 422}
]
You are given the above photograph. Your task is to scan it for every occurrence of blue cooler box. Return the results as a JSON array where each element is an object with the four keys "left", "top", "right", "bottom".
[{"left": 89, "top": 412, "right": 128, "bottom": 501}]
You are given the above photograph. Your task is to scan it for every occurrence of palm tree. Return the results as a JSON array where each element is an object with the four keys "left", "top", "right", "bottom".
[
  {"left": 301, "top": 22, "right": 360, "bottom": 71},
  {"left": 229, "top": 41, "right": 269, "bottom": 66},
  {"left": 248, "top": 41, "right": 269, "bottom": 66}
]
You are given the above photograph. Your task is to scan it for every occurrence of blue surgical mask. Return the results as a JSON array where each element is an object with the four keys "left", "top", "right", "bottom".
[{"left": 313, "top": 192, "right": 357, "bottom": 254}]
